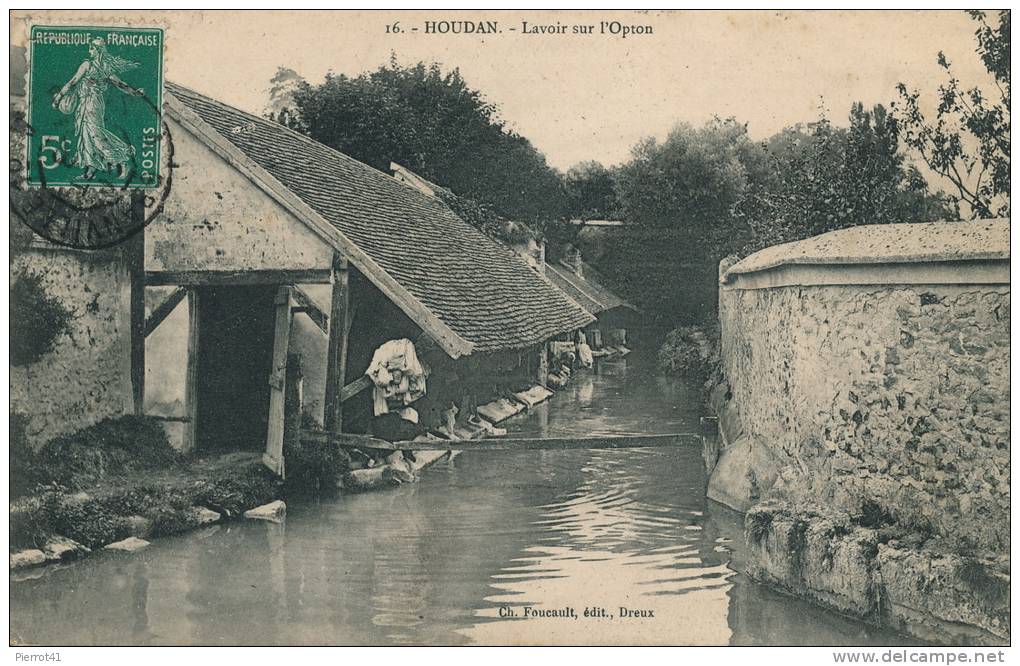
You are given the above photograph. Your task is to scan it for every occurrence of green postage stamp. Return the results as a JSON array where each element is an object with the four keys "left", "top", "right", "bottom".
[{"left": 27, "top": 25, "right": 163, "bottom": 188}]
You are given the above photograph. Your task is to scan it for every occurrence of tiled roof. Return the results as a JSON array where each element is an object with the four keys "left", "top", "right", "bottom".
[
  {"left": 545, "top": 261, "right": 635, "bottom": 314},
  {"left": 167, "top": 82, "right": 594, "bottom": 353},
  {"left": 724, "top": 219, "right": 1010, "bottom": 281}
]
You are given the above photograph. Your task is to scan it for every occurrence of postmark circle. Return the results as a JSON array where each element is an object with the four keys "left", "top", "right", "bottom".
[{"left": 10, "top": 109, "right": 174, "bottom": 250}]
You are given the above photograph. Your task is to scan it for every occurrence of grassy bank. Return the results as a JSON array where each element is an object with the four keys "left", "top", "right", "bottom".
[{"left": 10, "top": 415, "right": 350, "bottom": 563}]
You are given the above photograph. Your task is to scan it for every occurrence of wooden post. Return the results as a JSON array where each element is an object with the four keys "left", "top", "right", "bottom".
[
  {"left": 264, "top": 286, "right": 294, "bottom": 477},
  {"left": 128, "top": 232, "right": 145, "bottom": 415},
  {"left": 323, "top": 256, "right": 351, "bottom": 432},
  {"left": 537, "top": 342, "right": 549, "bottom": 387},
  {"left": 284, "top": 352, "right": 304, "bottom": 453},
  {"left": 182, "top": 289, "right": 200, "bottom": 455}
]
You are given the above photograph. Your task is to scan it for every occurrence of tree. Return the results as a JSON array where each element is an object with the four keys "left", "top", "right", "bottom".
[
  {"left": 265, "top": 66, "right": 305, "bottom": 127},
  {"left": 616, "top": 118, "right": 760, "bottom": 234},
  {"left": 562, "top": 161, "right": 621, "bottom": 221},
  {"left": 278, "top": 57, "right": 567, "bottom": 226},
  {"left": 894, "top": 10, "right": 1009, "bottom": 218},
  {"left": 736, "top": 104, "right": 957, "bottom": 252},
  {"left": 596, "top": 118, "right": 765, "bottom": 323},
  {"left": 592, "top": 107, "right": 954, "bottom": 325}
]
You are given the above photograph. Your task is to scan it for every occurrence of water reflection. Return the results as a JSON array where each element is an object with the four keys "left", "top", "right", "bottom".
[
  {"left": 460, "top": 447, "right": 733, "bottom": 645},
  {"left": 10, "top": 361, "right": 914, "bottom": 646}
]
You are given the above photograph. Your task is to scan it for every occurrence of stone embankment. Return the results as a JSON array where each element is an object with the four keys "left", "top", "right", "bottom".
[
  {"left": 744, "top": 502, "right": 1009, "bottom": 645},
  {"left": 707, "top": 220, "right": 1010, "bottom": 645}
]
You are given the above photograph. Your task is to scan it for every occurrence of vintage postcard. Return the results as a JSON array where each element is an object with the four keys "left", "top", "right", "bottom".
[{"left": 7, "top": 8, "right": 1010, "bottom": 654}]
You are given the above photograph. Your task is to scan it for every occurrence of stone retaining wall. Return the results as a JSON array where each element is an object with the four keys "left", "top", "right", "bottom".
[
  {"left": 718, "top": 283, "right": 1009, "bottom": 552},
  {"left": 709, "top": 220, "right": 1010, "bottom": 645}
]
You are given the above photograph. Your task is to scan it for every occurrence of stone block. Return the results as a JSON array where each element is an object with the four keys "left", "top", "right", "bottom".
[
  {"left": 10, "top": 549, "right": 46, "bottom": 570},
  {"left": 744, "top": 503, "right": 804, "bottom": 584},
  {"left": 745, "top": 504, "right": 882, "bottom": 618},
  {"left": 707, "top": 435, "right": 779, "bottom": 512},
  {"left": 799, "top": 522, "right": 879, "bottom": 617},
  {"left": 878, "top": 544, "right": 1009, "bottom": 646},
  {"left": 244, "top": 500, "right": 286, "bottom": 521},
  {"left": 43, "top": 536, "right": 90, "bottom": 562},
  {"left": 104, "top": 537, "right": 150, "bottom": 552},
  {"left": 192, "top": 507, "right": 221, "bottom": 525}
]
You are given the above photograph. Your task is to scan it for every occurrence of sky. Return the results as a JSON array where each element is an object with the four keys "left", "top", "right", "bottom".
[{"left": 13, "top": 10, "right": 995, "bottom": 172}]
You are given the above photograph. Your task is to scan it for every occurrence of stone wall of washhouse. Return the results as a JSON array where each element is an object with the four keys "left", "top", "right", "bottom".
[{"left": 10, "top": 244, "right": 135, "bottom": 447}]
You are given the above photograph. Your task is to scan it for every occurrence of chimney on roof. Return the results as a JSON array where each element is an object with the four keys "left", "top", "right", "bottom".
[
  {"left": 562, "top": 244, "right": 583, "bottom": 277},
  {"left": 513, "top": 235, "right": 545, "bottom": 275}
]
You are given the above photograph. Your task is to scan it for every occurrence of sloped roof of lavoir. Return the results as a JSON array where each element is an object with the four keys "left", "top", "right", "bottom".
[
  {"left": 545, "top": 261, "right": 635, "bottom": 315},
  {"left": 166, "top": 82, "right": 594, "bottom": 355}
]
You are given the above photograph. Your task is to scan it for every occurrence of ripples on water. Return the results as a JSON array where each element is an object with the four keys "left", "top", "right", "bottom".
[{"left": 10, "top": 360, "right": 912, "bottom": 646}]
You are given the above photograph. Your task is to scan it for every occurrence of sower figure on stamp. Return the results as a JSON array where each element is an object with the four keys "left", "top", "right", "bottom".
[{"left": 51, "top": 38, "right": 145, "bottom": 181}]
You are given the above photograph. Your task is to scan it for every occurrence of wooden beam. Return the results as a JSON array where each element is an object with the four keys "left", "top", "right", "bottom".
[
  {"left": 147, "top": 415, "right": 192, "bottom": 423},
  {"left": 291, "top": 285, "right": 328, "bottom": 334},
  {"left": 339, "top": 375, "right": 372, "bottom": 403},
  {"left": 182, "top": 289, "right": 200, "bottom": 455},
  {"left": 145, "top": 268, "right": 332, "bottom": 286},
  {"left": 128, "top": 223, "right": 145, "bottom": 416},
  {"left": 323, "top": 256, "right": 351, "bottom": 432},
  {"left": 264, "top": 286, "right": 294, "bottom": 477},
  {"left": 144, "top": 286, "right": 187, "bottom": 337},
  {"left": 303, "top": 432, "right": 701, "bottom": 452}
]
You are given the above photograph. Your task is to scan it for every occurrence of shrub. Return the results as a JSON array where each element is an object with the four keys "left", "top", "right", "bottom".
[
  {"left": 35, "top": 415, "right": 182, "bottom": 489},
  {"left": 10, "top": 493, "right": 56, "bottom": 549},
  {"left": 959, "top": 559, "right": 1009, "bottom": 607},
  {"left": 193, "top": 466, "right": 280, "bottom": 518},
  {"left": 99, "top": 484, "right": 191, "bottom": 517},
  {"left": 147, "top": 507, "right": 200, "bottom": 538},
  {"left": 657, "top": 325, "right": 720, "bottom": 379},
  {"left": 855, "top": 499, "right": 897, "bottom": 529},
  {"left": 10, "top": 272, "right": 74, "bottom": 367},
  {"left": 283, "top": 435, "right": 350, "bottom": 496},
  {"left": 37, "top": 491, "right": 131, "bottom": 550},
  {"left": 745, "top": 509, "right": 774, "bottom": 547},
  {"left": 10, "top": 412, "right": 50, "bottom": 498}
]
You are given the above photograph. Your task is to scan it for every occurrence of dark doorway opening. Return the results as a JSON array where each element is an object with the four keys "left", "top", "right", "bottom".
[{"left": 195, "top": 285, "right": 277, "bottom": 453}]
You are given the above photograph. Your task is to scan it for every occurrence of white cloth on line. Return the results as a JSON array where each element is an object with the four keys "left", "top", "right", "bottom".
[{"left": 365, "top": 338, "right": 427, "bottom": 416}]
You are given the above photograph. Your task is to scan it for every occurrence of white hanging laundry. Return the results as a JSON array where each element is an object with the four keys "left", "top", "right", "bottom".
[{"left": 365, "top": 339, "right": 427, "bottom": 416}]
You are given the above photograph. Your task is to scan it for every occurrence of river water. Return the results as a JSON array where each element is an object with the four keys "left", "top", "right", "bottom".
[{"left": 10, "top": 358, "right": 911, "bottom": 646}]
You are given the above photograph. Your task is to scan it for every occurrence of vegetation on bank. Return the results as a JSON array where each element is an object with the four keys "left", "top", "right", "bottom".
[
  {"left": 11, "top": 415, "right": 181, "bottom": 498},
  {"left": 10, "top": 464, "right": 279, "bottom": 552},
  {"left": 10, "top": 414, "right": 349, "bottom": 556},
  {"left": 656, "top": 325, "right": 719, "bottom": 383}
]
